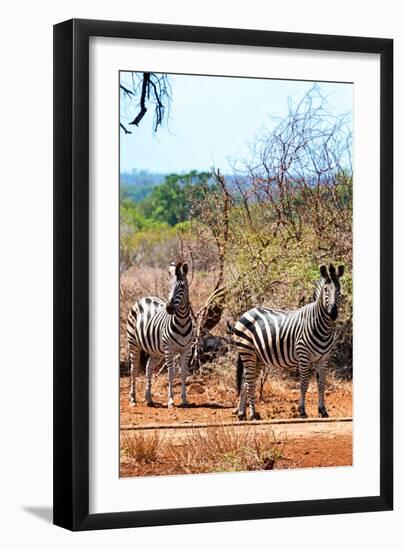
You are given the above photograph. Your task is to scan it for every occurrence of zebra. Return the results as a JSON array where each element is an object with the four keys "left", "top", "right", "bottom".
[
  {"left": 233, "top": 263, "right": 344, "bottom": 420},
  {"left": 127, "top": 261, "right": 193, "bottom": 409}
]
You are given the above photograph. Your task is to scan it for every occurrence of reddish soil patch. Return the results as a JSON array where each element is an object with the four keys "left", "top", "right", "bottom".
[
  {"left": 120, "top": 375, "right": 352, "bottom": 427},
  {"left": 276, "top": 434, "right": 352, "bottom": 469}
]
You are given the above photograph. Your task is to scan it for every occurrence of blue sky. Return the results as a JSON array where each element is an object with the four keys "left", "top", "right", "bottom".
[{"left": 120, "top": 72, "right": 352, "bottom": 175}]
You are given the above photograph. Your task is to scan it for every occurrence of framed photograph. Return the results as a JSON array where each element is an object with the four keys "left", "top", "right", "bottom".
[{"left": 53, "top": 19, "right": 393, "bottom": 530}]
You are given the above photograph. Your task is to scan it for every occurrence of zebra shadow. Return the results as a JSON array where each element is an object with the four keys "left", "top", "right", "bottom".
[
  {"left": 142, "top": 401, "right": 233, "bottom": 410},
  {"left": 143, "top": 401, "right": 168, "bottom": 408},
  {"left": 182, "top": 402, "right": 233, "bottom": 410}
]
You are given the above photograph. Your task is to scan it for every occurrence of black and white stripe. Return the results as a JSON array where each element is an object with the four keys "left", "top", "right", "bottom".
[
  {"left": 127, "top": 262, "right": 193, "bottom": 408},
  {"left": 233, "top": 264, "right": 344, "bottom": 420}
]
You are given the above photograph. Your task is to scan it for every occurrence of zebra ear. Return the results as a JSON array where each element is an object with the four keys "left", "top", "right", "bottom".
[
  {"left": 175, "top": 262, "right": 183, "bottom": 277},
  {"left": 169, "top": 262, "right": 176, "bottom": 276},
  {"left": 338, "top": 265, "right": 345, "bottom": 277},
  {"left": 320, "top": 265, "right": 328, "bottom": 279},
  {"left": 328, "top": 263, "right": 336, "bottom": 276},
  {"left": 182, "top": 262, "right": 189, "bottom": 276}
]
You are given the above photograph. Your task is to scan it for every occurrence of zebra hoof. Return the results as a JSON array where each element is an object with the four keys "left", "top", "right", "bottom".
[
  {"left": 232, "top": 407, "right": 239, "bottom": 416},
  {"left": 298, "top": 407, "right": 308, "bottom": 418},
  {"left": 249, "top": 412, "right": 261, "bottom": 421},
  {"left": 179, "top": 402, "right": 189, "bottom": 408},
  {"left": 238, "top": 412, "right": 246, "bottom": 421},
  {"left": 319, "top": 407, "right": 329, "bottom": 418},
  {"left": 129, "top": 400, "right": 137, "bottom": 407},
  {"left": 146, "top": 400, "right": 155, "bottom": 408},
  {"left": 167, "top": 401, "right": 175, "bottom": 409}
]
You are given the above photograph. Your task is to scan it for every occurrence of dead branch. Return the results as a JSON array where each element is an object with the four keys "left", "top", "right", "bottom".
[
  {"left": 129, "top": 72, "right": 150, "bottom": 127},
  {"left": 120, "top": 122, "right": 132, "bottom": 135}
]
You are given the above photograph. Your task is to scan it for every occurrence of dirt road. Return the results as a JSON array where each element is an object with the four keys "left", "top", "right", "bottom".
[{"left": 121, "top": 416, "right": 352, "bottom": 442}]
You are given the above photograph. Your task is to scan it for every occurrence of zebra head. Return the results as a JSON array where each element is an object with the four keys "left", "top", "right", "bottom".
[
  {"left": 166, "top": 261, "right": 189, "bottom": 314},
  {"left": 319, "top": 263, "right": 344, "bottom": 320}
]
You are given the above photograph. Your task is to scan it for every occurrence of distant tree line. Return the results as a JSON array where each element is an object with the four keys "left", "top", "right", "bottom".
[{"left": 120, "top": 170, "right": 212, "bottom": 229}]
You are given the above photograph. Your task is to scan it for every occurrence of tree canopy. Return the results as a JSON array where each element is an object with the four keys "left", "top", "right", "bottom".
[{"left": 138, "top": 171, "right": 211, "bottom": 226}]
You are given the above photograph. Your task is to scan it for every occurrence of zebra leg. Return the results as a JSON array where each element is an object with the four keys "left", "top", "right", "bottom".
[
  {"left": 237, "top": 383, "right": 247, "bottom": 420},
  {"left": 178, "top": 347, "right": 191, "bottom": 407},
  {"left": 145, "top": 356, "right": 158, "bottom": 406},
  {"left": 242, "top": 353, "right": 260, "bottom": 421},
  {"left": 129, "top": 347, "right": 140, "bottom": 407},
  {"left": 316, "top": 361, "right": 329, "bottom": 417},
  {"left": 164, "top": 349, "right": 175, "bottom": 409},
  {"left": 297, "top": 356, "right": 311, "bottom": 418}
]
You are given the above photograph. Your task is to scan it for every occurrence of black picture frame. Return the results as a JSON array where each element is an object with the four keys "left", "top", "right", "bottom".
[{"left": 53, "top": 18, "right": 393, "bottom": 531}]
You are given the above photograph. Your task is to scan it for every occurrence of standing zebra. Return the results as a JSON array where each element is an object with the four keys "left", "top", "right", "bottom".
[
  {"left": 127, "top": 261, "right": 193, "bottom": 408},
  {"left": 233, "top": 263, "right": 344, "bottom": 420}
]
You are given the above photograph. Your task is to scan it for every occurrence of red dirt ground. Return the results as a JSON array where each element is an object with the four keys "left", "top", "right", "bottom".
[
  {"left": 119, "top": 374, "right": 352, "bottom": 477},
  {"left": 120, "top": 375, "right": 352, "bottom": 427}
]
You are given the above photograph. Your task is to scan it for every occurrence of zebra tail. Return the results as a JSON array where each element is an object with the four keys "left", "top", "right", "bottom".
[{"left": 236, "top": 354, "right": 244, "bottom": 396}]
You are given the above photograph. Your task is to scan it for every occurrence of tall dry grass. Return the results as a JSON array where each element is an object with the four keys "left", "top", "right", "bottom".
[
  {"left": 121, "top": 430, "right": 163, "bottom": 464},
  {"left": 166, "top": 426, "right": 281, "bottom": 473},
  {"left": 121, "top": 424, "right": 282, "bottom": 475}
]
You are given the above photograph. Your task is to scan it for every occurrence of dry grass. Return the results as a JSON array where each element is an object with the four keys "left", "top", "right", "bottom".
[
  {"left": 325, "top": 370, "right": 353, "bottom": 393},
  {"left": 121, "top": 430, "right": 163, "bottom": 464},
  {"left": 120, "top": 424, "right": 282, "bottom": 476},
  {"left": 166, "top": 426, "right": 282, "bottom": 473}
]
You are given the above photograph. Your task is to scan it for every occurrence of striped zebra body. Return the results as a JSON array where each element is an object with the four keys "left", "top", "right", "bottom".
[
  {"left": 127, "top": 262, "right": 193, "bottom": 408},
  {"left": 233, "top": 264, "right": 344, "bottom": 420}
]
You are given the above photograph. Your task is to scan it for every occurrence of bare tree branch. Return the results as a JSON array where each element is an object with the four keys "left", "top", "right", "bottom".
[
  {"left": 120, "top": 122, "right": 132, "bottom": 135},
  {"left": 129, "top": 72, "right": 150, "bottom": 127},
  {"left": 120, "top": 72, "right": 171, "bottom": 133}
]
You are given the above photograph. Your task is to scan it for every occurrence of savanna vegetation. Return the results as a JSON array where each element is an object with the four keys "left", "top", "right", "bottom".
[{"left": 120, "top": 86, "right": 353, "bottom": 380}]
